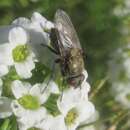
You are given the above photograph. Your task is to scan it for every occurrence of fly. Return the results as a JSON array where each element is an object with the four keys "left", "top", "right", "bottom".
[{"left": 49, "top": 9, "right": 85, "bottom": 88}]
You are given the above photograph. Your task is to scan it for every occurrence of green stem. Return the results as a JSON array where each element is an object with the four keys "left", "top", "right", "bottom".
[{"left": 90, "top": 77, "right": 108, "bottom": 100}]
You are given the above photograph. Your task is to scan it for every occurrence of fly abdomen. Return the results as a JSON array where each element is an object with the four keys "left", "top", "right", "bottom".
[{"left": 68, "top": 48, "right": 84, "bottom": 76}]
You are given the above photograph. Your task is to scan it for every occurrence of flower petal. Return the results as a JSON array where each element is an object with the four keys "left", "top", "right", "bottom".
[
  {"left": 11, "top": 80, "right": 31, "bottom": 99},
  {"left": 18, "top": 107, "right": 47, "bottom": 128},
  {"left": 39, "top": 81, "right": 59, "bottom": 104},
  {"left": 0, "top": 65, "right": 9, "bottom": 76},
  {"left": 12, "top": 17, "right": 31, "bottom": 28},
  {"left": 17, "top": 123, "right": 28, "bottom": 130},
  {"left": 14, "top": 54, "right": 35, "bottom": 79},
  {"left": 57, "top": 87, "right": 85, "bottom": 115},
  {"left": 80, "top": 82, "right": 91, "bottom": 100},
  {"left": 82, "top": 69, "right": 88, "bottom": 81},
  {"left": 29, "top": 84, "right": 41, "bottom": 97},
  {"left": 31, "top": 12, "right": 47, "bottom": 25},
  {"left": 49, "top": 81, "right": 60, "bottom": 94},
  {"left": 0, "top": 97, "right": 12, "bottom": 118},
  {"left": 39, "top": 83, "right": 51, "bottom": 104},
  {"left": 81, "top": 110, "right": 99, "bottom": 125},
  {"left": 31, "top": 12, "right": 54, "bottom": 31},
  {"left": 9, "top": 27, "right": 28, "bottom": 46},
  {"left": 44, "top": 21, "right": 54, "bottom": 30},
  {"left": 0, "top": 43, "right": 13, "bottom": 65},
  {"left": 48, "top": 115, "right": 67, "bottom": 130},
  {"left": 11, "top": 100, "right": 25, "bottom": 117},
  {"left": 38, "top": 115, "right": 67, "bottom": 130},
  {"left": 76, "top": 101, "right": 95, "bottom": 123}
]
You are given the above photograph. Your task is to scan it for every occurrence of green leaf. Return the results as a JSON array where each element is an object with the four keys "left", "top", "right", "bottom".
[
  {"left": 4, "top": 66, "right": 21, "bottom": 81},
  {"left": 2, "top": 67, "right": 21, "bottom": 97},
  {"left": 43, "top": 93, "right": 60, "bottom": 116},
  {"left": 9, "top": 116, "right": 18, "bottom": 130},
  {"left": 0, "top": 116, "right": 18, "bottom": 130},
  {"left": 0, "top": 119, "right": 10, "bottom": 130},
  {"left": 18, "top": 0, "right": 29, "bottom": 7},
  {"left": 0, "top": 0, "right": 13, "bottom": 7},
  {"left": 18, "top": 94, "right": 40, "bottom": 110}
]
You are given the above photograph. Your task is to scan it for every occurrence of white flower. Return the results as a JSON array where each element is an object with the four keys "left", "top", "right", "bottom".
[
  {"left": 80, "top": 110, "right": 99, "bottom": 126},
  {"left": 0, "top": 78, "right": 12, "bottom": 119},
  {"left": 0, "top": 97, "right": 12, "bottom": 119},
  {"left": 34, "top": 71, "right": 94, "bottom": 130},
  {"left": 0, "top": 43, "right": 13, "bottom": 65},
  {"left": 43, "top": 69, "right": 95, "bottom": 130},
  {"left": 46, "top": 80, "right": 60, "bottom": 94},
  {"left": 80, "top": 70, "right": 90, "bottom": 100},
  {"left": 35, "top": 115, "right": 67, "bottom": 130},
  {"left": 57, "top": 86, "right": 90, "bottom": 113},
  {"left": 11, "top": 80, "right": 59, "bottom": 130},
  {"left": 12, "top": 17, "right": 31, "bottom": 28},
  {"left": 0, "top": 27, "right": 35, "bottom": 78},
  {"left": 0, "top": 43, "right": 12, "bottom": 77},
  {"left": 31, "top": 12, "right": 54, "bottom": 31},
  {"left": 12, "top": 12, "right": 54, "bottom": 46},
  {"left": 0, "top": 65, "right": 9, "bottom": 76},
  {"left": 55, "top": 89, "right": 95, "bottom": 130},
  {"left": 30, "top": 12, "right": 54, "bottom": 65},
  {"left": 61, "top": 70, "right": 90, "bottom": 104},
  {"left": 12, "top": 13, "right": 54, "bottom": 65},
  {"left": 48, "top": 100, "right": 95, "bottom": 130},
  {"left": 9, "top": 27, "right": 35, "bottom": 78},
  {"left": 12, "top": 15, "right": 50, "bottom": 46}
]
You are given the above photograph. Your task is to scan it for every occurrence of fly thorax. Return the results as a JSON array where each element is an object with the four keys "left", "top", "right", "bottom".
[{"left": 68, "top": 48, "right": 84, "bottom": 74}]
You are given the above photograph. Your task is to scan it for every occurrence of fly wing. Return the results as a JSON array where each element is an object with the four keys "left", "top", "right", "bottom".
[{"left": 54, "top": 9, "right": 82, "bottom": 56}]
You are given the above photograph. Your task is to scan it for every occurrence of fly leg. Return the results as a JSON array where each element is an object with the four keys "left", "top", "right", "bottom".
[
  {"left": 42, "top": 60, "right": 56, "bottom": 93},
  {"left": 60, "top": 77, "right": 66, "bottom": 101},
  {"left": 41, "top": 58, "right": 61, "bottom": 93},
  {"left": 40, "top": 43, "right": 59, "bottom": 55},
  {"left": 40, "top": 43, "right": 59, "bottom": 93}
]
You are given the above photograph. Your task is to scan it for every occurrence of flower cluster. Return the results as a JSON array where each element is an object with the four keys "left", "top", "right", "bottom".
[{"left": 0, "top": 12, "right": 95, "bottom": 130}]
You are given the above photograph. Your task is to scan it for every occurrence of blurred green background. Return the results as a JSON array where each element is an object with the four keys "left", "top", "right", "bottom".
[{"left": 0, "top": 0, "right": 130, "bottom": 129}]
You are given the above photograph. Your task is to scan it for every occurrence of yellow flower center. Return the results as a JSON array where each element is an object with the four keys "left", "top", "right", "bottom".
[
  {"left": 12, "top": 44, "right": 29, "bottom": 62},
  {"left": 65, "top": 108, "right": 78, "bottom": 126},
  {"left": 18, "top": 94, "right": 40, "bottom": 110}
]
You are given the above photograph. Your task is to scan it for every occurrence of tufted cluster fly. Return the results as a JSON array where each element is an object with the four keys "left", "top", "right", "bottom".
[{"left": 42, "top": 9, "right": 85, "bottom": 88}]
